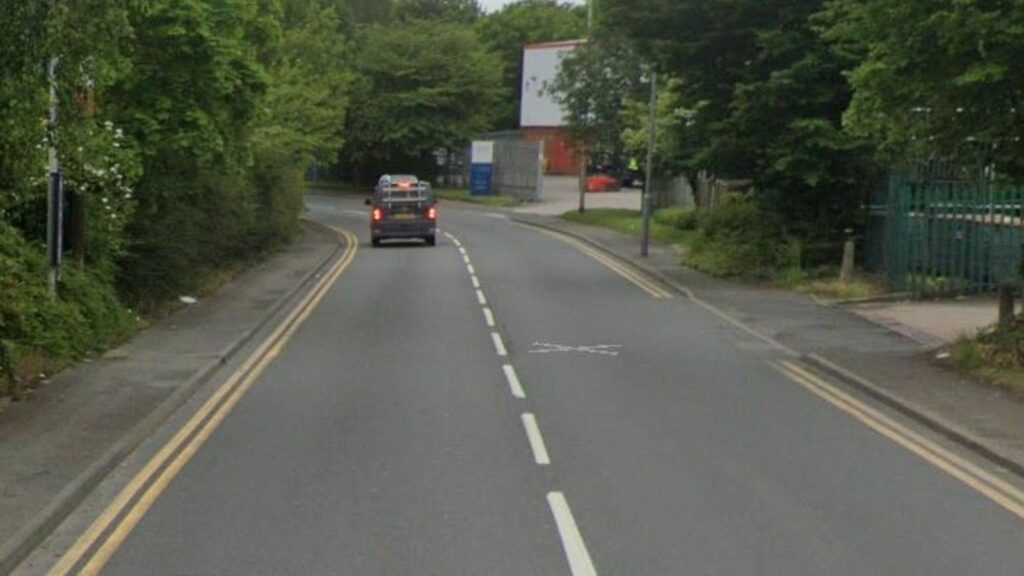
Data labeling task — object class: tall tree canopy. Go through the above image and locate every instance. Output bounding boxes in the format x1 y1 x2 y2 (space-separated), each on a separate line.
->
341 19 502 181
548 38 641 164
600 0 878 234
392 0 482 23
822 0 1024 174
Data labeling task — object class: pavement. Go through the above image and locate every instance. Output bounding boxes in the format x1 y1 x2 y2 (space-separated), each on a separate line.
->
849 296 1007 348
8 195 1024 574
513 175 642 216
0 221 344 574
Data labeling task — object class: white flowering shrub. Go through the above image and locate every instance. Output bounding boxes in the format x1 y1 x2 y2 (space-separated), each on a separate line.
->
61 119 142 264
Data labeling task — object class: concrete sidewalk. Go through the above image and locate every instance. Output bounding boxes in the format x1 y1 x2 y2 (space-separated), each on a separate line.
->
849 297 1005 348
0 221 343 574
514 175 642 216
512 212 1024 479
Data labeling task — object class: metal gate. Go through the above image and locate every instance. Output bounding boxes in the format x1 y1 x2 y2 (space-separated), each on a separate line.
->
868 164 1024 296
492 139 544 201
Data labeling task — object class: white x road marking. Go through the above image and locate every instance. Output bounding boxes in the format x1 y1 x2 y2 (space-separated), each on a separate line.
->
529 342 623 357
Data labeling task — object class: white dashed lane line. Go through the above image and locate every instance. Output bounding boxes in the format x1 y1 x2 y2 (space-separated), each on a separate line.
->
491 332 508 357
447 230 599 576
522 413 551 465
548 492 598 576
502 364 526 399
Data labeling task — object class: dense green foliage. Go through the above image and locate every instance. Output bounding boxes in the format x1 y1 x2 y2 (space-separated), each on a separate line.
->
0 221 134 398
574 0 1024 241
339 19 503 182
685 195 793 280
822 0 1024 175
585 0 881 239
547 37 642 165
0 0 355 394
392 0 482 23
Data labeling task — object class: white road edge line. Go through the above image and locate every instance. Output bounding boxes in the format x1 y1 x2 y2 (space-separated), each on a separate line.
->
467 264 476 275
471 275 480 289
491 332 508 356
476 289 488 305
547 492 598 576
483 307 495 327
522 413 551 464
502 364 526 399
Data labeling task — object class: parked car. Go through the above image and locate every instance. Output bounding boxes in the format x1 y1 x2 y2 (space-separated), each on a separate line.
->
365 175 438 247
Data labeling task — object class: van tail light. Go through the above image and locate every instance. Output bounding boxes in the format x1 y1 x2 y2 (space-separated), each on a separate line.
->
372 207 384 222
426 207 437 220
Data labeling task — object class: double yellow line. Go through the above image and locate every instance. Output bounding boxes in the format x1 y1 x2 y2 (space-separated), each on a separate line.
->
534 227 673 299
48 227 359 576
775 359 1024 521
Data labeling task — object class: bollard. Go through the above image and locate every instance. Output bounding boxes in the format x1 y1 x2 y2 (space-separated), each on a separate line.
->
839 228 856 284
999 284 1016 327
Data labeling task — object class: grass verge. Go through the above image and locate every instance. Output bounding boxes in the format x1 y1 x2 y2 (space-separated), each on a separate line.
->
435 188 523 207
785 272 888 301
948 333 1024 396
561 208 691 245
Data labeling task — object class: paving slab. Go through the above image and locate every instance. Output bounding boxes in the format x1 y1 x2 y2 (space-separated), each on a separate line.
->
849 297 1006 347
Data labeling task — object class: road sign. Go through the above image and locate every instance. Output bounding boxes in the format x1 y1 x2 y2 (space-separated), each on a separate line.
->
470 140 494 196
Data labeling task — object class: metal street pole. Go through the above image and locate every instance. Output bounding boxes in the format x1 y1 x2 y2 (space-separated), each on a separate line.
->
579 0 594 214
46 57 63 296
641 71 657 257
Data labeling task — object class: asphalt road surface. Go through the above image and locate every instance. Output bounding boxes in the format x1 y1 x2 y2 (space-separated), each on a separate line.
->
39 195 1024 574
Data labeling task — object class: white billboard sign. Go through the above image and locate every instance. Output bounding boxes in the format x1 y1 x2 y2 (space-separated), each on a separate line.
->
520 41 583 128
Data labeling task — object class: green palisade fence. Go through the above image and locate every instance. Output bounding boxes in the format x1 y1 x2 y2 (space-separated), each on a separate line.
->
868 168 1024 297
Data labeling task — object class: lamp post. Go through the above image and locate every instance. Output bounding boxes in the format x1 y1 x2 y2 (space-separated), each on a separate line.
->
641 71 657 258
46 57 63 296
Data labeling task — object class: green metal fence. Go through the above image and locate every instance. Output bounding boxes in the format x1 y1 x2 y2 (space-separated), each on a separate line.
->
867 166 1024 296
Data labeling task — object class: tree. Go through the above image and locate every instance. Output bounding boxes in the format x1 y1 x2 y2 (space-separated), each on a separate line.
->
600 0 879 236
392 0 481 23
110 0 275 301
620 79 692 177
548 37 641 167
821 0 1024 175
341 19 503 182
263 0 354 165
475 0 586 129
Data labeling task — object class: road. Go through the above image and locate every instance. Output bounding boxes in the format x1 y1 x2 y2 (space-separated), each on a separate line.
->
27 194 1024 574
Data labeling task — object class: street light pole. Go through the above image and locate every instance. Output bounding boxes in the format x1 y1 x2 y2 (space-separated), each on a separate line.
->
578 0 595 215
641 71 657 258
46 57 63 296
